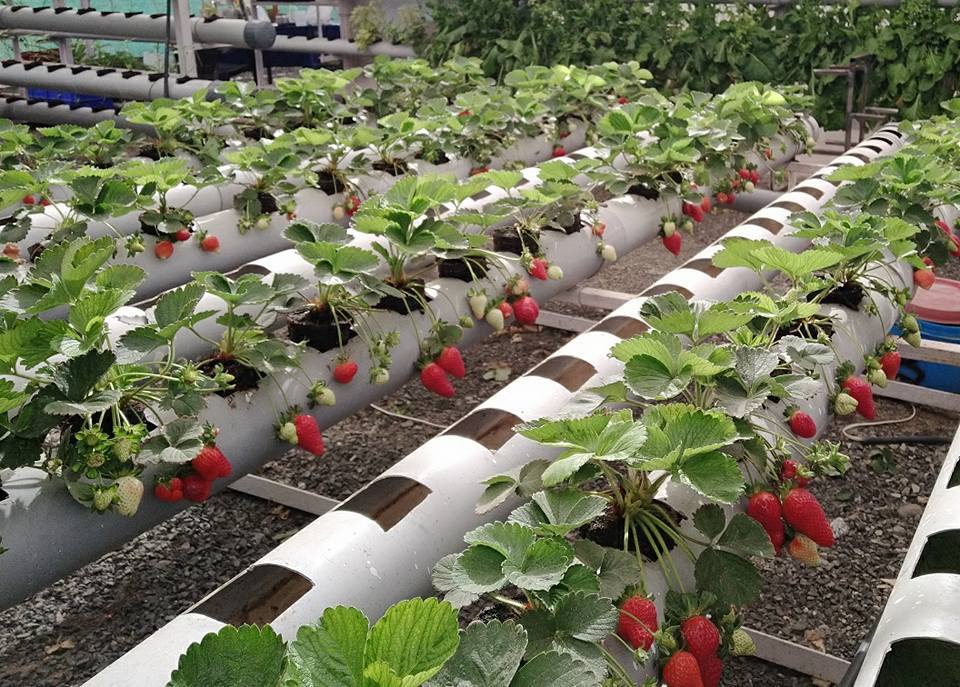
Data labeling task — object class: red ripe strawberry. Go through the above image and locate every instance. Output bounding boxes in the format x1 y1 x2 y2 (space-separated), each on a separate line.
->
923 256 935 267
192 445 232 480
663 651 704 687
663 231 682 256
788 533 820 566
682 202 693 217
699 654 724 687
498 300 514 319
40 197 50 206
421 362 455 397
458 109 471 117
512 295 540 326
725 191 736 204
154 477 183 502
469 165 489 176
200 234 220 252
841 375 876 420
689 204 704 223
750 169 760 184
780 459 798 481
22 194 35 205
747 491 785 554
617 596 658 650
175 229 192 242
154 240 175 260
436 346 465 379
528 257 549 280
682 616 720 660
948 234 960 257
764 148 773 160
880 350 901 380
715 192 728 205
183 473 212 503
738 168 751 180
617 96 629 104
559 130 571 139
700 196 711 213
551 145 566 158
294 414 325 456
782 488 835 547
787 409 816 438
592 221 606 237
333 358 359 384
914 268 935 290
935 219 951 234
345 194 362 216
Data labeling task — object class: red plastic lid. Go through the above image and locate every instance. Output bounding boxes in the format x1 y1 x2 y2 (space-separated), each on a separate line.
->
908 276 960 325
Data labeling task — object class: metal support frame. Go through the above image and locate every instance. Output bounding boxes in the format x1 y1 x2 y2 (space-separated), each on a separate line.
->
171 0 198 78
744 627 852 683
228 475 338 516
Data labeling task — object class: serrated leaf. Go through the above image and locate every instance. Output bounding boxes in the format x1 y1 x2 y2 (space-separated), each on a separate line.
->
464 522 536 560
425 621 526 687
752 245 843 280
678 451 745 503
432 554 480 608
508 490 607 536
451 546 508 594
693 504 726 540
572 540 642 600
502 538 575 591
44 390 122 416
718 513 775 558
363 598 459 687
51 349 115 400
287 606 368 687
694 548 762 607
155 283 205 329
509 651 600 687
635 404 738 470
168 624 286 687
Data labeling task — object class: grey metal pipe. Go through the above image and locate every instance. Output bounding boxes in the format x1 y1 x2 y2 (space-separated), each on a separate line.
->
0 7 276 49
0 60 215 101
269 35 416 58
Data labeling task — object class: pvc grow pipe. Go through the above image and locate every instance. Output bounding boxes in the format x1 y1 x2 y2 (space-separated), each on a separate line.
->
270 35 415 59
0 95 147 129
0 61 216 101
81 124 908 687
0 7 276 50
847 425 960 685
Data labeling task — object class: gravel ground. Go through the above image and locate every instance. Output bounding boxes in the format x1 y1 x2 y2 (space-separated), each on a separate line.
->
1 202 956 687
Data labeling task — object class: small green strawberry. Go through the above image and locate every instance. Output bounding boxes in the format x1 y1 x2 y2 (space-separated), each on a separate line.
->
279 421 298 444
92 487 114 512
834 391 858 415
731 628 756 656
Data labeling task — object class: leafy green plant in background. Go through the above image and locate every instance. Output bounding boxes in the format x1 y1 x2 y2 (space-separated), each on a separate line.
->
421 0 960 129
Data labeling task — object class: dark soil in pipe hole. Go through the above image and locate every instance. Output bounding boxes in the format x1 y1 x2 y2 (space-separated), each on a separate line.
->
543 213 583 235
492 225 540 256
377 279 430 314
64 402 157 437
417 150 451 165
579 502 686 560
438 256 489 282
257 191 279 215
626 183 660 200
242 126 265 141
137 145 161 161
199 358 262 397
27 241 45 261
286 307 357 353
314 171 347 196
372 159 409 176
811 282 864 310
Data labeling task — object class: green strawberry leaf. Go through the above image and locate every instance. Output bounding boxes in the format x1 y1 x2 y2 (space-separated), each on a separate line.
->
694 548 762 607
717 513 775 558
677 450 745 503
287 606 368 687
432 553 480 608
572 540 643 600
508 490 607 536
425 620 527 687
693 504 726 540
168 624 287 687
501 538 575 591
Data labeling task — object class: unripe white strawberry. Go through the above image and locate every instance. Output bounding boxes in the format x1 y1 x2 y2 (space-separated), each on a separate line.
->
332 205 346 221
682 219 694 233
867 368 888 388
370 367 390 385
485 308 505 331
661 220 676 237
92 488 114 512
459 315 475 328
279 421 298 444
547 264 564 280
113 476 144 517
744 181 755 193
255 216 271 230
468 291 488 320
599 243 617 262
834 391 858 415
510 277 529 296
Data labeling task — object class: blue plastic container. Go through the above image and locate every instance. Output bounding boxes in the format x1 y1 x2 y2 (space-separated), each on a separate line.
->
26 88 114 109
896 277 960 393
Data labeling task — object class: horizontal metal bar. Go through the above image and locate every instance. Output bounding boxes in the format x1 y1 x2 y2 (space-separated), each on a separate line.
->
534 310 597 333
898 337 960 367
745 627 851 683
228 475 338 516
551 286 635 311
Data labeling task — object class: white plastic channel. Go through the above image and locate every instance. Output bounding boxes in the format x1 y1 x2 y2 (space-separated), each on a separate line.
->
83 125 907 687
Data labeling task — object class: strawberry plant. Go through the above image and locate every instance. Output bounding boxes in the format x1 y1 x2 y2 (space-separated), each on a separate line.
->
225 139 301 232
190 271 307 392
0 237 224 515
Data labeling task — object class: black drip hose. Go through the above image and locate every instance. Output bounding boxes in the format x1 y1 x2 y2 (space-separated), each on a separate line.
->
855 434 952 446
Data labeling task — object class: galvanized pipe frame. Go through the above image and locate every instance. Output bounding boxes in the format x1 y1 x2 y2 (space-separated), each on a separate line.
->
0 7 277 50
78 124 909 687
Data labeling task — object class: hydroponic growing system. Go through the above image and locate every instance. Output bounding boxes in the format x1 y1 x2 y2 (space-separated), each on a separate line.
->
0 29 958 687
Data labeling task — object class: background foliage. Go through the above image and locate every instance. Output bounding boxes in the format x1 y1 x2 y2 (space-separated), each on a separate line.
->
419 0 960 129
